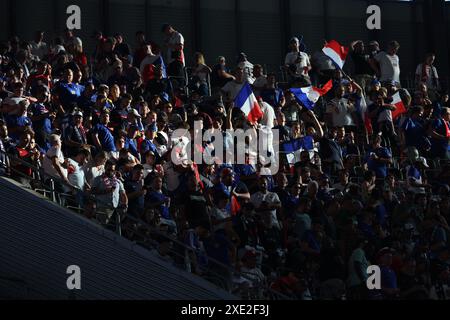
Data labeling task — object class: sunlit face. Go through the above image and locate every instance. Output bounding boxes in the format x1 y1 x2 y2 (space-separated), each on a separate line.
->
64 69 73 83
74 115 83 126
235 68 244 82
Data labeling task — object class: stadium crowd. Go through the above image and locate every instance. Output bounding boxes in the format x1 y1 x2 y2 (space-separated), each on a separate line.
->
0 24 450 300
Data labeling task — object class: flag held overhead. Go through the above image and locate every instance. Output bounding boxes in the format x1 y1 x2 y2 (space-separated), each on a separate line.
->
290 80 333 110
322 40 349 69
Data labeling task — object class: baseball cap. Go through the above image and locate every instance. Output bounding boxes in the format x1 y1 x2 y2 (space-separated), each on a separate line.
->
128 108 141 118
368 40 379 47
73 111 83 117
371 79 381 86
416 156 429 168
155 132 168 146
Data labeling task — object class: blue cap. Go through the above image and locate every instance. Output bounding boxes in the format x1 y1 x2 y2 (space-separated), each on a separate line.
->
215 182 231 198
371 79 381 86
146 122 158 133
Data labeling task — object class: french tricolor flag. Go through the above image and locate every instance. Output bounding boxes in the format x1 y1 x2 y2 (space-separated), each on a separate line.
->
322 40 349 69
234 82 263 123
290 80 333 110
391 92 407 120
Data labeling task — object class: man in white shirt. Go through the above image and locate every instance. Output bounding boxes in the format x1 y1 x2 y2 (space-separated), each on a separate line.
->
258 98 275 129
237 52 254 84
221 67 245 103
139 43 159 75
30 31 48 61
252 64 267 97
68 148 90 191
68 148 90 206
285 37 311 78
373 41 401 85
162 23 185 66
325 85 356 128
250 176 282 230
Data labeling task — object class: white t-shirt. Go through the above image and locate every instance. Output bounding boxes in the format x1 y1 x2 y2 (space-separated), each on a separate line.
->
326 98 355 127
374 52 400 83
221 81 245 102
260 101 275 129
167 31 185 65
285 51 310 76
68 158 85 190
83 164 105 186
250 191 281 229
42 146 67 180
238 61 255 84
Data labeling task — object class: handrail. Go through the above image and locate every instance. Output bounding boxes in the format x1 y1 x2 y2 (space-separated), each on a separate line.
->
1 148 290 299
122 213 291 300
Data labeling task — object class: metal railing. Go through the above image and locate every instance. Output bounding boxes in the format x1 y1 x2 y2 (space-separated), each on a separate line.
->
0 148 289 300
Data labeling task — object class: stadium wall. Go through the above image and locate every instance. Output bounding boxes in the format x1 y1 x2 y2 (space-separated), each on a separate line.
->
0 0 448 80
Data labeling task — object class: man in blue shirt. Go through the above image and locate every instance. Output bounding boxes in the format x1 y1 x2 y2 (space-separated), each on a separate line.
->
52 68 83 108
29 85 54 151
140 123 158 160
91 110 116 154
428 107 450 159
401 106 430 153
124 125 140 162
366 135 392 179
5 99 32 142
378 247 400 300
124 164 146 218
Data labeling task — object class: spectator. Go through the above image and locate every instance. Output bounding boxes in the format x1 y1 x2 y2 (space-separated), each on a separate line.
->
91 110 116 155
191 52 212 97
210 56 234 94
29 31 47 61
162 23 185 66
284 36 311 86
90 160 128 224
237 52 254 84
365 135 392 180
220 67 247 104
428 107 450 160
373 40 401 86
42 134 71 195
125 163 146 218
415 53 439 100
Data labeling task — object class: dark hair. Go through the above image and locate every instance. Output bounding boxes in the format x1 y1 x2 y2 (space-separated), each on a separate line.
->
76 148 91 158
364 170 375 181
133 164 144 171
161 23 172 33
105 159 116 169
